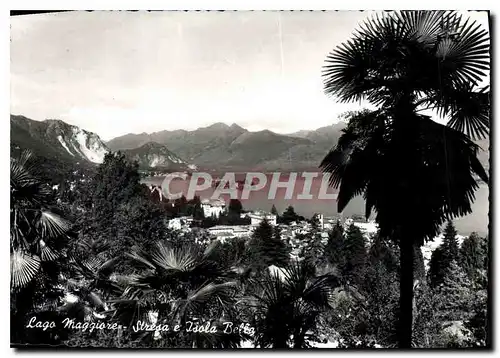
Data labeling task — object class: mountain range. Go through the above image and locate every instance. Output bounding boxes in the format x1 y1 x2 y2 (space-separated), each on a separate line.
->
11 114 490 173
106 122 348 170
10 115 191 170
11 115 108 165
122 142 194 171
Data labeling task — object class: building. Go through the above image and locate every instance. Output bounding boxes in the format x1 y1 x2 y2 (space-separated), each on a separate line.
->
344 218 379 237
179 216 194 226
207 225 252 240
201 199 226 218
248 211 277 226
316 213 324 230
168 218 182 230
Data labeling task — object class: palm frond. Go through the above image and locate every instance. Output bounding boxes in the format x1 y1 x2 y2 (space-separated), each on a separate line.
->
437 16 490 86
439 84 490 140
151 243 198 273
397 10 453 47
10 150 40 184
11 251 41 288
37 210 70 239
203 240 220 259
39 241 59 261
176 281 237 318
87 291 107 311
126 249 156 270
320 110 388 213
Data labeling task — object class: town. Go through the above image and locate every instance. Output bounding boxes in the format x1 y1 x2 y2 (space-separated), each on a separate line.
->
158 192 379 261
10 10 490 350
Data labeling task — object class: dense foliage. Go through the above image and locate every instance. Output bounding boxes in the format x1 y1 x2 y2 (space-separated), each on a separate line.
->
10 10 490 349
10 150 488 348
319 10 489 347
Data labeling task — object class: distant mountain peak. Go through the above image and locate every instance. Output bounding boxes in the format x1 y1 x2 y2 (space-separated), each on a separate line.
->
122 141 189 169
257 129 276 136
44 118 65 123
204 122 230 130
139 141 165 149
11 114 109 164
229 123 244 130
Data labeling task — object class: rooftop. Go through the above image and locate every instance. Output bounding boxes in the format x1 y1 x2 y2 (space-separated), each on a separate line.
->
201 198 226 206
248 211 276 218
208 225 250 231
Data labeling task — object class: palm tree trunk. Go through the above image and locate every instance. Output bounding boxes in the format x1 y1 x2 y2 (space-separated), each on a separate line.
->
398 238 414 348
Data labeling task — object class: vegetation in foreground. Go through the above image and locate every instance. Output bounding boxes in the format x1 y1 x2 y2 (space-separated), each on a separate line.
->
11 150 488 348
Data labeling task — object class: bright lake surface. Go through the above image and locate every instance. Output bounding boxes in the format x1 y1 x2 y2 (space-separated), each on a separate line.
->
143 173 489 237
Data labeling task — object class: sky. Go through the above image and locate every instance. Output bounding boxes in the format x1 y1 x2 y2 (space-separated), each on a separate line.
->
10 10 490 140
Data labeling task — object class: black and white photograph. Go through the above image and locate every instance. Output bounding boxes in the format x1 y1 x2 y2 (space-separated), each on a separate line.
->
9 9 491 349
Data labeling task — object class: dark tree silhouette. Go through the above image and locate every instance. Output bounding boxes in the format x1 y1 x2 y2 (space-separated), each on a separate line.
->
324 221 345 267
280 205 300 225
341 224 367 286
247 219 289 269
320 11 489 348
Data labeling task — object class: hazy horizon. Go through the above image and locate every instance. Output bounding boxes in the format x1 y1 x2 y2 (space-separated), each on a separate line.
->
10 112 350 140
11 11 489 141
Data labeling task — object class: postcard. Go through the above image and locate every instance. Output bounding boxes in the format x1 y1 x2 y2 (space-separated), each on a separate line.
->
10 9 491 349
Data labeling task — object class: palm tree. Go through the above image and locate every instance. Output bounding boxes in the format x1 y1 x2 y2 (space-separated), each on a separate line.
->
10 150 72 343
60 251 121 322
110 240 246 348
11 150 72 288
248 261 340 348
320 11 489 348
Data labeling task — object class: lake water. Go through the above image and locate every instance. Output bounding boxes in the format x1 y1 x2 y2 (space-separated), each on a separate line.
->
143 173 490 237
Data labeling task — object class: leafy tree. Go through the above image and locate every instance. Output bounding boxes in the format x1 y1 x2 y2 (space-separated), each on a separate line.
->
464 288 487 347
361 238 400 347
431 261 474 347
442 221 460 263
428 247 445 287
217 212 250 226
368 234 399 275
310 213 321 230
112 196 168 261
77 152 168 271
228 198 243 215
202 215 218 228
247 219 290 269
270 204 279 216
83 152 143 217
301 214 325 267
174 195 189 216
320 11 489 347
416 258 481 348
280 205 300 225
413 281 442 348
269 226 291 267
192 201 205 221
429 221 460 287
459 232 487 284
330 234 401 348
185 196 203 218
341 224 366 286
324 221 345 266
215 238 248 271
